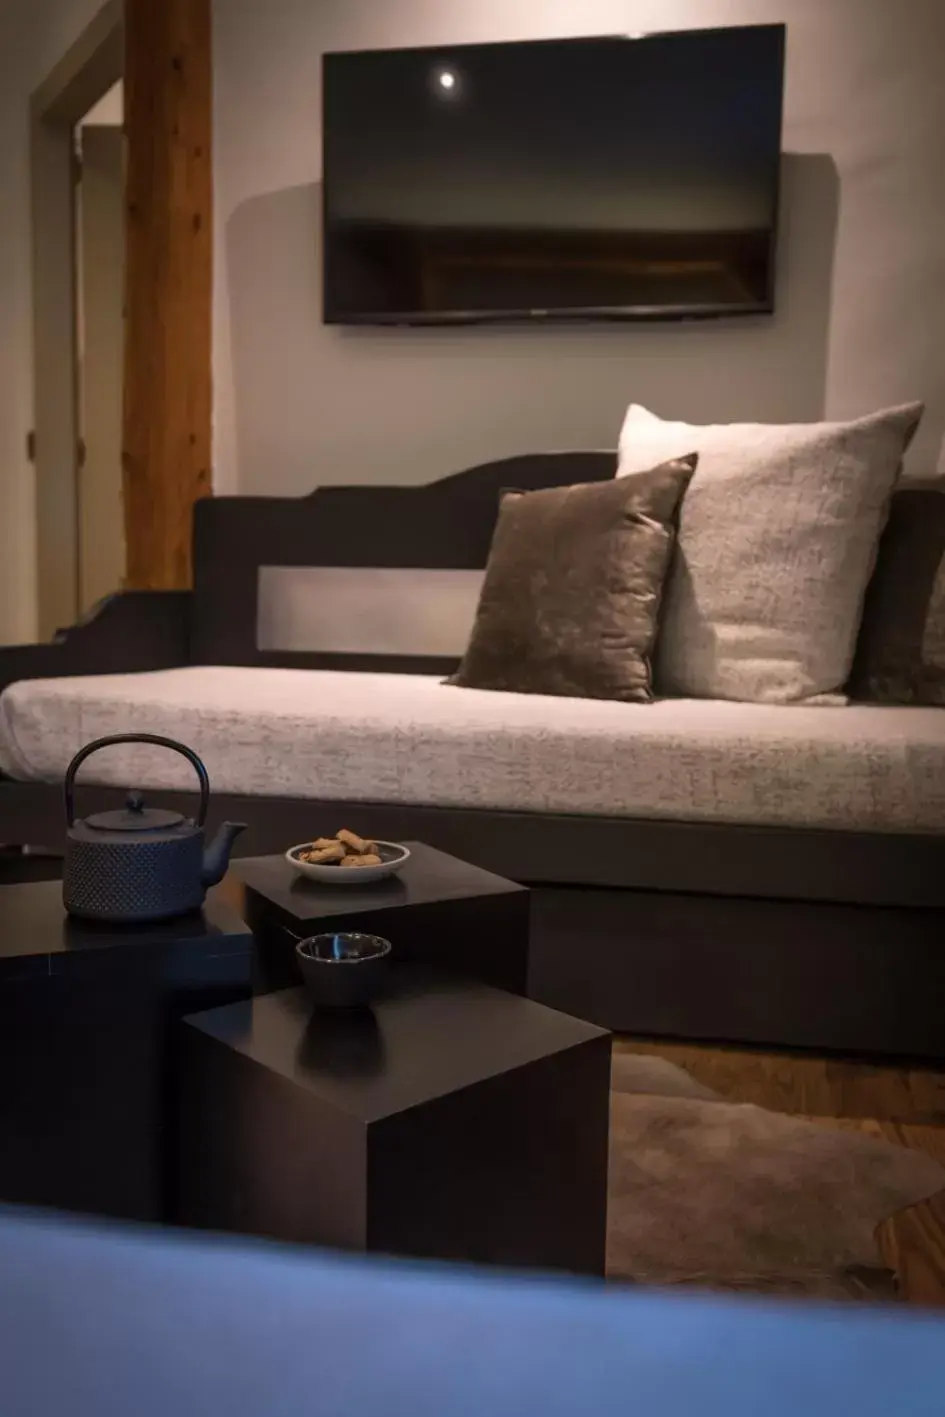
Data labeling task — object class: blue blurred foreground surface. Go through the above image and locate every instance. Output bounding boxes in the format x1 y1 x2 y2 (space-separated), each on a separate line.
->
2 1206 944 1417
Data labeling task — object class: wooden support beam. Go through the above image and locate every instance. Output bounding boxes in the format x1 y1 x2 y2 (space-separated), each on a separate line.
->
123 0 212 589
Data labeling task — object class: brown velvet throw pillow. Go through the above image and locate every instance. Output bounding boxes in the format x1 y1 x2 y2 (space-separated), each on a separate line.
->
449 455 697 702
848 483 945 704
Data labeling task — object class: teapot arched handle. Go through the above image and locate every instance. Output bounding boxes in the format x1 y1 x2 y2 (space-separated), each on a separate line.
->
64 735 210 828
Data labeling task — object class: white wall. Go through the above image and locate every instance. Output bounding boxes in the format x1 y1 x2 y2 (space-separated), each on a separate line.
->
80 76 122 127
213 0 945 499
0 0 116 644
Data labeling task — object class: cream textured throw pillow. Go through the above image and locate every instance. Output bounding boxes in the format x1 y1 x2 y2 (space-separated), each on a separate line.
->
617 402 924 702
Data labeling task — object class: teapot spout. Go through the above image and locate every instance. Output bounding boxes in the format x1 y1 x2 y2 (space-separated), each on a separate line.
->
202 820 247 888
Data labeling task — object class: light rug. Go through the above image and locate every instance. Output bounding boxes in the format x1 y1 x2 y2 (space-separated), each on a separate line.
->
607 1052 945 1299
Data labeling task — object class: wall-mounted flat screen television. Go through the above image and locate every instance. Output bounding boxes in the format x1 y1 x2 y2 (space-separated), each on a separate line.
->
322 25 785 325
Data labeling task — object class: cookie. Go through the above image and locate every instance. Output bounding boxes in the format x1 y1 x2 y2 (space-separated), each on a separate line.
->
305 842 346 864
339 852 383 869
337 829 375 855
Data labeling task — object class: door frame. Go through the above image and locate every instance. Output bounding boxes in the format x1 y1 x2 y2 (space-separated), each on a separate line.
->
76 123 127 616
30 0 122 639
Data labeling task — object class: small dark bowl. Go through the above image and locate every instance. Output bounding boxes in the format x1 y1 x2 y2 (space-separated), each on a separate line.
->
295 932 392 1009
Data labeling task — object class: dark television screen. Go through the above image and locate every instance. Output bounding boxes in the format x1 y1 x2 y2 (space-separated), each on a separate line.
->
322 26 785 325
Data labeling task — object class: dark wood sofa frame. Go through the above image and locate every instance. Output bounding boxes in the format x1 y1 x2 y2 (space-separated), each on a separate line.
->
2 453 943 1059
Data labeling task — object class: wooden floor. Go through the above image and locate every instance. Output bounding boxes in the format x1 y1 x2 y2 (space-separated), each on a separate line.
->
616 1036 945 1307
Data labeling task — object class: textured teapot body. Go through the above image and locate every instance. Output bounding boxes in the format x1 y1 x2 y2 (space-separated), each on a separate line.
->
64 824 208 923
61 735 246 925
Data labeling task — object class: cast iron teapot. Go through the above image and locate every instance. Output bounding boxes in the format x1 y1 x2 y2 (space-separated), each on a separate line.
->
62 734 246 924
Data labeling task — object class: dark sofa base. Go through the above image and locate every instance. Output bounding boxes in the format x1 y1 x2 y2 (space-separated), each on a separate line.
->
529 886 945 1061
3 780 943 1062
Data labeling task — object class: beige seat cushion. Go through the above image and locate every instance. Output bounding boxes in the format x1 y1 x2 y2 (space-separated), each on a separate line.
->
617 402 923 704
1 667 943 834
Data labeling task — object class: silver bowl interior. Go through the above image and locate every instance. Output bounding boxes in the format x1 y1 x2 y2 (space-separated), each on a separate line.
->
297 932 392 964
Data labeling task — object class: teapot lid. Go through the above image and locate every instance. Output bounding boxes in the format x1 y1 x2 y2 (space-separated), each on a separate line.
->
84 791 187 834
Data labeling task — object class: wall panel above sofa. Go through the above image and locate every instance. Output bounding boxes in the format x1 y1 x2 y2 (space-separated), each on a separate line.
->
212 0 945 496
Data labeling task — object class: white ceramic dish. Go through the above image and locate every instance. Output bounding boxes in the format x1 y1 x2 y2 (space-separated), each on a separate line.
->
285 840 411 886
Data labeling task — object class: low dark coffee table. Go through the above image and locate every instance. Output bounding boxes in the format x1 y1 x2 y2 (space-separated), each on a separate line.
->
237 843 530 996
178 971 611 1275
0 880 253 1223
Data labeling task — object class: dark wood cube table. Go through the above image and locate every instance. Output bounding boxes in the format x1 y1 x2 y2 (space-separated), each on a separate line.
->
178 972 611 1275
237 843 530 996
0 880 253 1223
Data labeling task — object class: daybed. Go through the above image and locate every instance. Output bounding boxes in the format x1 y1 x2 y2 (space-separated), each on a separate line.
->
1 453 943 1057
